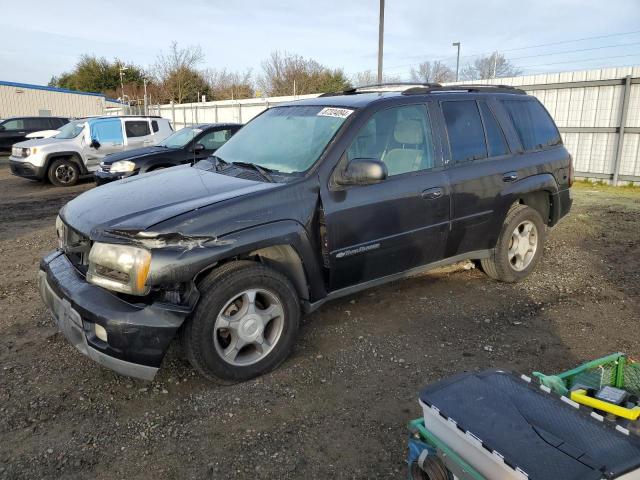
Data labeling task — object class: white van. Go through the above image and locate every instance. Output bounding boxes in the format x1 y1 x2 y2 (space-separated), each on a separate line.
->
9 116 173 186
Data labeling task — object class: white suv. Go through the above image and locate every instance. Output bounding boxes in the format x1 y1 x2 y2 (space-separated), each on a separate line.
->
9 116 173 186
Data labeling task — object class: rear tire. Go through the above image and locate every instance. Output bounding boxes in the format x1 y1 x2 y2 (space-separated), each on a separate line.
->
182 261 300 383
481 204 545 282
48 158 79 187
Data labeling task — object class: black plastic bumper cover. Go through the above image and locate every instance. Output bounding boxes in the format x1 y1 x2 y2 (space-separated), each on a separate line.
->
93 170 132 185
10 160 45 180
39 251 190 380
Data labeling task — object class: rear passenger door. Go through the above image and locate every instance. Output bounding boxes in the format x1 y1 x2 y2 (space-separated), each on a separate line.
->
323 103 450 291
439 98 512 256
124 120 153 150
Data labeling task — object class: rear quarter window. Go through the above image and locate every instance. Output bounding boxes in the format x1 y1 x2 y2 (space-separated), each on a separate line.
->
501 99 561 151
151 120 159 132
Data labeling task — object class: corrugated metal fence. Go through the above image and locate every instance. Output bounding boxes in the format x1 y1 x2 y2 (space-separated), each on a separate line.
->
111 66 640 185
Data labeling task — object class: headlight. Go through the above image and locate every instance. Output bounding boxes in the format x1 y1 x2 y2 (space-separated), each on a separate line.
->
110 160 136 173
87 242 151 295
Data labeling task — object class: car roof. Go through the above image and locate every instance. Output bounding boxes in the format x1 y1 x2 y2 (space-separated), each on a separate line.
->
279 84 528 109
3 115 68 120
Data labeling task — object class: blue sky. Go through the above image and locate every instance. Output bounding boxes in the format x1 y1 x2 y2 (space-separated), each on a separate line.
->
1 0 639 85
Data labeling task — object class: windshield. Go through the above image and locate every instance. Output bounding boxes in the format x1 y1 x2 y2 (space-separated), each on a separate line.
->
160 127 202 148
54 120 85 139
212 105 351 174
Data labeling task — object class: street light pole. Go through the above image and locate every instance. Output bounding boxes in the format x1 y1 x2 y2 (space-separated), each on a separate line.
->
377 0 385 84
452 42 461 82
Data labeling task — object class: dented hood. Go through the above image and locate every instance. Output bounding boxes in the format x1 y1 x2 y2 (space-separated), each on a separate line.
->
61 165 277 237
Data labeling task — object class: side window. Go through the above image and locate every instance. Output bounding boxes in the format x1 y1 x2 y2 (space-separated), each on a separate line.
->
125 120 151 138
441 100 487 163
151 120 159 133
479 102 508 157
346 104 435 176
501 99 561 151
91 119 124 143
2 119 24 130
198 129 233 150
25 118 50 130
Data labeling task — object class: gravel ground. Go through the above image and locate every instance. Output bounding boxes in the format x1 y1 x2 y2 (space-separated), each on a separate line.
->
0 160 639 479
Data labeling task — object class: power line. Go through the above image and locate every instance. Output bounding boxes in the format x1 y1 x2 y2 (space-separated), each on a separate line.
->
517 53 640 70
509 41 640 61
384 29 640 71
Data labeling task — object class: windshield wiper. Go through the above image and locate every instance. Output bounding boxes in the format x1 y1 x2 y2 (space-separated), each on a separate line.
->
231 161 275 183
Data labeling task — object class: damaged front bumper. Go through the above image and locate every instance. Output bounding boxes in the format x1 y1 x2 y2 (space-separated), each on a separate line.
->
38 251 190 381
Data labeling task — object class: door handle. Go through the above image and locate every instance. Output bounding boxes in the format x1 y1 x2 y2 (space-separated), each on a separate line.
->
503 171 518 182
422 187 444 200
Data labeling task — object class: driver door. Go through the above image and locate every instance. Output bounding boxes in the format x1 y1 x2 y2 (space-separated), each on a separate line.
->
321 104 450 291
86 119 124 170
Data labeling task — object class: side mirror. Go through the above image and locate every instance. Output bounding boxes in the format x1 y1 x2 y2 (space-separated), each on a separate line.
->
193 143 205 152
90 139 101 149
336 158 387 186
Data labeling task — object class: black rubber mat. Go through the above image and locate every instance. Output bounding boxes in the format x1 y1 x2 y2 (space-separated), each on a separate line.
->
420 370 640 479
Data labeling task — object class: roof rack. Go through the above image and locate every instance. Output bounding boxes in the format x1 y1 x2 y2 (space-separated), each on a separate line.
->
402 84 526 95
319 82 442 97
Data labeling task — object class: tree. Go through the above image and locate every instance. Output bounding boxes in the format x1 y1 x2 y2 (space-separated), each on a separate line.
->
206 68 254 100
153 41 208 103
461 52 522 81
258 51 351 96
351 70 403 87
410 61 455 83
49 55 145 99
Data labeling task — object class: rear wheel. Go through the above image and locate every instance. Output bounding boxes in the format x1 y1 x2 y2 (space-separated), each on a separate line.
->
48 158 79 187
481 204 545 282
182 261 300 383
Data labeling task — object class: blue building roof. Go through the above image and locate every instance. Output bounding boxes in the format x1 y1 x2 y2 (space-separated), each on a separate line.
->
0 80 106 98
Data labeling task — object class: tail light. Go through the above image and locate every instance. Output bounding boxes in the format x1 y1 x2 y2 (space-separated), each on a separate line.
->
568 154 574 187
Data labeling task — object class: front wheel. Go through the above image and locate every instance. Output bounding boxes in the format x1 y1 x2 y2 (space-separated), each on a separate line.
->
481 204 545 282
48 158 80 187
182 261 300 383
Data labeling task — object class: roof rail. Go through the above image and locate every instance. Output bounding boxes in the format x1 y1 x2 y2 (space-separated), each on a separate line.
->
402 84 526 95
319 82 442 97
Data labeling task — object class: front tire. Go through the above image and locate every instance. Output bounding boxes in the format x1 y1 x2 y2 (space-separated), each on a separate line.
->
183 261 300 383
481 204 545 282
48 158 79 187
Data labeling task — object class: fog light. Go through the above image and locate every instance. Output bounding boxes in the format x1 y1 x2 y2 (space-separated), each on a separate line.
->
94 323 108 342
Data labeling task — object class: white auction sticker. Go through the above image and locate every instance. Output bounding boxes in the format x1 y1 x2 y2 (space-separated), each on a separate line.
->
317 107 354 118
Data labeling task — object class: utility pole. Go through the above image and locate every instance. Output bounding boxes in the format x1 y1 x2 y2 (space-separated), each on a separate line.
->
119 66 128 112
377 0 385 84
452 42 461 82
143 78 148 116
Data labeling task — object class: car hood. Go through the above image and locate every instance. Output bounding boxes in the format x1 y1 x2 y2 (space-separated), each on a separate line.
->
13 137 69 148
102 146 173 164
61 165 278 236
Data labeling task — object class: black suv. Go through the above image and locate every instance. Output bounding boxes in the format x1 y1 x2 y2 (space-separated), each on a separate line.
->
94 123 242 185
0 116 69 152
39 84 572 382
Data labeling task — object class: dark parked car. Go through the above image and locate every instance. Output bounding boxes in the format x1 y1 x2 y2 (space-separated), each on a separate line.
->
40 84 572 383
0 116 69 152
94 123 242 185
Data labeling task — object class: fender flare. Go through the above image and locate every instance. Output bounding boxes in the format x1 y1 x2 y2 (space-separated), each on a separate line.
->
499 173 559 224
147 220 326 302
45 151 86 175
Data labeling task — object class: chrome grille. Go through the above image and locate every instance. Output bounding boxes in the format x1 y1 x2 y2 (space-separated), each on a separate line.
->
100 163 111 172
11 146 25 157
